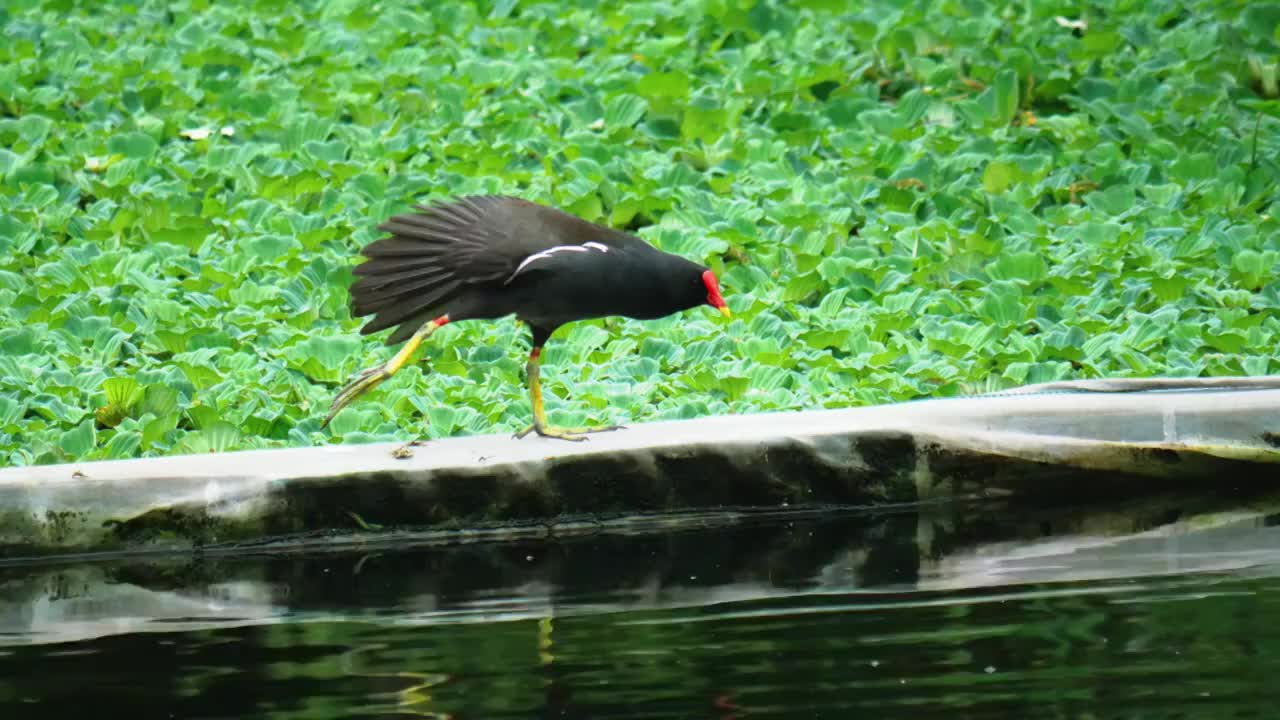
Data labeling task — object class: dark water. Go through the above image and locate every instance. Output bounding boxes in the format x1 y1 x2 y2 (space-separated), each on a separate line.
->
2 496 1279 719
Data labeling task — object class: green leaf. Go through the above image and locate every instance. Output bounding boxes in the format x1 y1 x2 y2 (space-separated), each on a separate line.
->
977 282 1025 326
175 20 208 45
1244 355 1271 375
993 69 1019 126
25 184 59 210
637 71 689 99
244 234 300 261
28 394 87 424
59 419 97 460
188 404 223 430
141 385 180 418
17 114 54 147
425 405 458 435
103 430 142 459
287 336 363 382
142 413 179 449
107 131 159 160
327 406 374 436
1152 275 1189 302
1169 153 1217 183
1243 5 1280 42
682 94 728 142
817 287 850 318
303 139 348 163
721 374 750 402
0 149 21 178
0 394 23 428
1086 185 1137 216
1082 31 1123 57
1232 249 1274 288
604 94 648 128
983 161 1016 194
103 377 144 412
639 337 681 365
988 252 1047 285
177 422 242 454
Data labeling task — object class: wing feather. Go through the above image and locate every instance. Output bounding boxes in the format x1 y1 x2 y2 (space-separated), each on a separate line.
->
346 195 646 343
350 266 453 296
357 279 463 334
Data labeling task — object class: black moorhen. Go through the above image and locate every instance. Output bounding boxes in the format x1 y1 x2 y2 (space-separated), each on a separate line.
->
322 195 731 440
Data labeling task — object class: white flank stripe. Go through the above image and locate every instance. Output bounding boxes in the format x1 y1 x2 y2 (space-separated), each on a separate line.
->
508 242 609 281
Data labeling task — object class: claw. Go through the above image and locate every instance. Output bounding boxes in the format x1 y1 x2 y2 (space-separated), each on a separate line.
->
320 316 449 430
517 343 626 441
514 423 624 442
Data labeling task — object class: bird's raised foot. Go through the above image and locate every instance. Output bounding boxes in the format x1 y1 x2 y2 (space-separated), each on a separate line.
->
322 364 392 428
513 423 625 442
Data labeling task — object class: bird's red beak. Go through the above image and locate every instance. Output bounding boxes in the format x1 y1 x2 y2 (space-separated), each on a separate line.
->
702 270 731 318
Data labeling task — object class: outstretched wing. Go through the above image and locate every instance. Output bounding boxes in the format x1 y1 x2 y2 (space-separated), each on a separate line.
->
348 196 642 343
349 196 496 340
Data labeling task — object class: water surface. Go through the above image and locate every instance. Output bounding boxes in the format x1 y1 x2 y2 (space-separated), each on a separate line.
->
2 495 1278 718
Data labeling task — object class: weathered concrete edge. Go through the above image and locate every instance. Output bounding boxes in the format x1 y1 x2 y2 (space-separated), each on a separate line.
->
2 385 1279 557
7 383 1279 484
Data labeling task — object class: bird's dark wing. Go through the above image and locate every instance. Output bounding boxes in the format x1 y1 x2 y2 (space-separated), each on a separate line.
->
493 202 657 284
350 196 497 339
349 196 642 343
363 196 518 284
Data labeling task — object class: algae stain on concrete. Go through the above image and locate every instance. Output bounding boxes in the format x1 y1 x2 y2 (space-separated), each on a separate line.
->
0 510 96 555
103 506 259 551
44 510 90 545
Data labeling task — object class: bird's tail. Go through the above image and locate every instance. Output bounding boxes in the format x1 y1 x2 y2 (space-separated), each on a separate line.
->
348 215 464 345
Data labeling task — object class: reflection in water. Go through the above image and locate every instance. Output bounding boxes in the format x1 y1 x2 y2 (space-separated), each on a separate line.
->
1 493 1279 718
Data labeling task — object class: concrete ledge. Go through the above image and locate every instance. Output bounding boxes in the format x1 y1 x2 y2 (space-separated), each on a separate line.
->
3 378 1279 557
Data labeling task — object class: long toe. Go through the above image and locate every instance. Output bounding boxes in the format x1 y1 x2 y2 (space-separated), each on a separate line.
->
562 424 625 435
324 366 390 427
533 425 590 441
514 423 623 441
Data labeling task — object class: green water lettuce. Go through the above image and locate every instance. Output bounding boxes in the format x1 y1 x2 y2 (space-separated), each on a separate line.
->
1 0 1277 465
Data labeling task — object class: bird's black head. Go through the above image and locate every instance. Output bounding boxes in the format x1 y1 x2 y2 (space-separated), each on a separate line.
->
670 261 730 319
631 258 730 321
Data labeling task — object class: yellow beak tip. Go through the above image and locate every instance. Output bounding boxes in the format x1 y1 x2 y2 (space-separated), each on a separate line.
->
719 306 732 319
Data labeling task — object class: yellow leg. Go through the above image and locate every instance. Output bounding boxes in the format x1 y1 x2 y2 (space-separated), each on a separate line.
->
514 346 624 441
321 316 449 428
